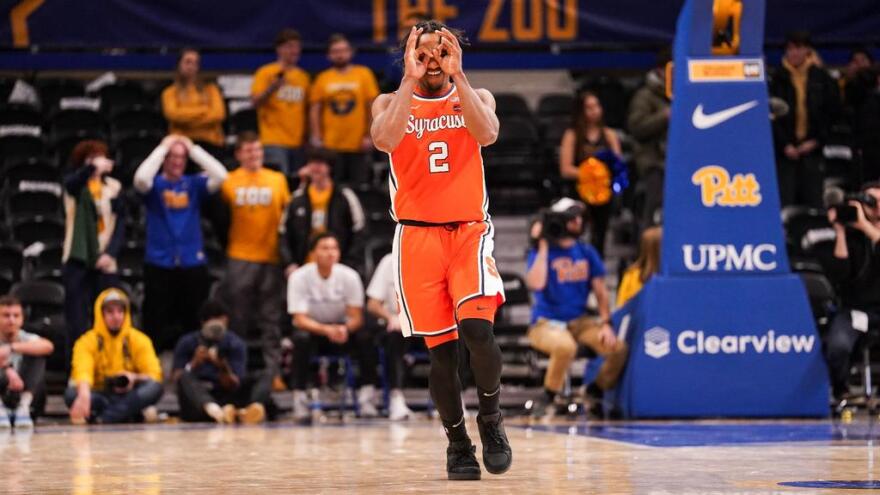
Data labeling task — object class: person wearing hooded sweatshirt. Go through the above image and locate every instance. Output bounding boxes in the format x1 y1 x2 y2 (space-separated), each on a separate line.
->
65 288 163 424
769 31 840 208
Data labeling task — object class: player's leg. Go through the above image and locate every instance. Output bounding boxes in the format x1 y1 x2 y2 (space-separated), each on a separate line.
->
449 222 511 475
394 224 480 480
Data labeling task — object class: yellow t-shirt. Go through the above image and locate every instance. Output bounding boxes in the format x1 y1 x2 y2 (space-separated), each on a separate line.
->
251 62 310 148
88 178 105 234
161 82 226 146
304 184 332 264
616 266 644 308
221 167 291 264
310 65 379 152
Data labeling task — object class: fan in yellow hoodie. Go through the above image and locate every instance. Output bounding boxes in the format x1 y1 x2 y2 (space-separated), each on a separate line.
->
65 288 163 424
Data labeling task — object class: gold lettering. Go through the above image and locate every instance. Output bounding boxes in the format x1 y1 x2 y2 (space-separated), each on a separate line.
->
547 0 577 41
431 0 458 24
692 165 762 207
398 0 430 40
512 0 542 42
480 0 510 42
374 0 387 43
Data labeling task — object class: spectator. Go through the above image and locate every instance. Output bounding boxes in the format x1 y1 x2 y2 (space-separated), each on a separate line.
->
840 47 874 111
524 198 627 418
62 140 125 350
172 300 272 424
309 34 380 184
366 252 414 421
559 91 623 256
280 148 366 278
617 226 662 307
251 28 310 176
0 296 54 429
628 48 671 230
65 289 163 424
820 182 880 404
770 31 840 208
287 232 377 423
161 48 226 149
133 135 228 352
219 132 290 375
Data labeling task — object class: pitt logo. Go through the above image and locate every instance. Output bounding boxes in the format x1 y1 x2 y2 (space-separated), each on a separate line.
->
406 114 466 139
162 190 189 209
691 165 761 207
551 257 589 283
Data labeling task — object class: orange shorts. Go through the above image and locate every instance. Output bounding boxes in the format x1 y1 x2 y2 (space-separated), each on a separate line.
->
392 221 506 348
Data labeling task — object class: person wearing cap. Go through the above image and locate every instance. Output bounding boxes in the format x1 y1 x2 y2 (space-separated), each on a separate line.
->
279 147 366 279
524 198 627 418
65 288 163 424
769 30 840 208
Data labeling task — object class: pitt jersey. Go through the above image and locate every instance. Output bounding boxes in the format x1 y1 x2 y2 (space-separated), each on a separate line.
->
388 85 489 224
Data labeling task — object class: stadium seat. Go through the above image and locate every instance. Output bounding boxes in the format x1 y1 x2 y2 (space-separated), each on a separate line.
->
227 107 258 135
113 132 162 186
494 93 532 119
34 78 85 113
484 117 541 189
781 206 833 259
0 267 14 295
110 105 167 140
537 93 574 118
97 81 151 115
11 215 65 247
2 157 60 188
117 240 145 285
49 107 107 139
0 134 45 165
4 189 62 218
28 242 63 283
0 242 23 280
798 271 836 330
10 279 65 320
363 237 392 280
0 103 43 127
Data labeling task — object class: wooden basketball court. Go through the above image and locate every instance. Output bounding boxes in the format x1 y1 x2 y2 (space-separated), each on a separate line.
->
2 417 878 493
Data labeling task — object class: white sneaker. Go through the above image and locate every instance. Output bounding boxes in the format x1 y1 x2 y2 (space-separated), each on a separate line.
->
293 390 311 424
357 385 378 418
12 406 32 429
388 390 412 421
0 406 11 428
141 406 160 424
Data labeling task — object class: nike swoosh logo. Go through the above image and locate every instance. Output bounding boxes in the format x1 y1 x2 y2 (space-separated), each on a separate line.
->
691 100 758 129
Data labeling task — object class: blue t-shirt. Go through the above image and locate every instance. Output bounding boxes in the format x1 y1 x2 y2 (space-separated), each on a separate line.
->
527 242 606 323
172 330 247 385
143 174 210 268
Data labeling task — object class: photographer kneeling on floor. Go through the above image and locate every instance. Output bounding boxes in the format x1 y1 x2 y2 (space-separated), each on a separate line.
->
525 198 628 418
820 182 880 406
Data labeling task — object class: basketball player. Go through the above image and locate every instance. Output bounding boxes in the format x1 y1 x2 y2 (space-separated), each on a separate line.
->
371 21 511 480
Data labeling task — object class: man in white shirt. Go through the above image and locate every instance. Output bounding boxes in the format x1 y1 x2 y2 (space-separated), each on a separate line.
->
0 296 54 428
366 252 413 421
287 232 376 422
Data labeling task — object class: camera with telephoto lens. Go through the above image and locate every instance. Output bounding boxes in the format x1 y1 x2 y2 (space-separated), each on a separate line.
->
199 321 227 354
826 187 878 224
540 198 586 245
105 374 129 389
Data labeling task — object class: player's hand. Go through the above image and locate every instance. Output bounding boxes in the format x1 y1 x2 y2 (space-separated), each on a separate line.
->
92 156 115 175
6 367 23 392
403 27 427 81
436 28 463 78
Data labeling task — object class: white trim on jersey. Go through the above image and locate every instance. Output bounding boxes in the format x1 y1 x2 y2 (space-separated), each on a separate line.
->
411 84 456 102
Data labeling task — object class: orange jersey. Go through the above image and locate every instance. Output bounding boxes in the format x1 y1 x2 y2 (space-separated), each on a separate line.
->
388 85 489 224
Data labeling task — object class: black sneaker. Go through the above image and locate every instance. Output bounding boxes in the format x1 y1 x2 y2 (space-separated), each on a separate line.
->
476 412 512 475
446 439 481 480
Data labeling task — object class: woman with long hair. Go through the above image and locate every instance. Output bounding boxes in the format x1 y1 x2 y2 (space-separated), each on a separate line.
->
559 91 622 256
161 48 226 148
617 226 662 307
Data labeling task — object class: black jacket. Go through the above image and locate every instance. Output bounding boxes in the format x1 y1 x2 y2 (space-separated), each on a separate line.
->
279 184 366 268
769 64 840 150
819 228 880 313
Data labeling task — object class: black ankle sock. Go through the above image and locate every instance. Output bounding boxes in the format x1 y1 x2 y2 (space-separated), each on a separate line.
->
477 386 501 416
586 382 604 399
443 415 469 443
544 388 557 401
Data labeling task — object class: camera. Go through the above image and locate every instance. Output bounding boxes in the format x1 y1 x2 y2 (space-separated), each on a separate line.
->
105 374 129 389
825 186 878 224
539 198 586 245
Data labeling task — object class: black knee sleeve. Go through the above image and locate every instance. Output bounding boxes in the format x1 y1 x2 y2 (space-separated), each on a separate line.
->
428 340 464 424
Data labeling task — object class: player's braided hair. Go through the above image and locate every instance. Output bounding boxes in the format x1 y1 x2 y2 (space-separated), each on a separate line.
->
396 20 469 67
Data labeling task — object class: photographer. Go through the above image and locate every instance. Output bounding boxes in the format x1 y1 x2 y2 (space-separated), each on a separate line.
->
525 198 627 418
65 289 163 424
821 182 880 403
171 300 271 424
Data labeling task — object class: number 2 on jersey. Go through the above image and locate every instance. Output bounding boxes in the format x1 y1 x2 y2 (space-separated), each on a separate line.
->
428 141 449 173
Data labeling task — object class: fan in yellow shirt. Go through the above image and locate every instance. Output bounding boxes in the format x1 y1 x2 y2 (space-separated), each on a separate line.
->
161 49 226 147
251 28 310 176
617 227 662 307
309 34 379 183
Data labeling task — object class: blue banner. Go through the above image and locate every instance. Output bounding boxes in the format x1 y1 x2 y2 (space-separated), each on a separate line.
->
0 0 878 48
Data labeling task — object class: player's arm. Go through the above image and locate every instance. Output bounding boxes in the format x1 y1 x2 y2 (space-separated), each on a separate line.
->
371 26 426 153
437 28 499 146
